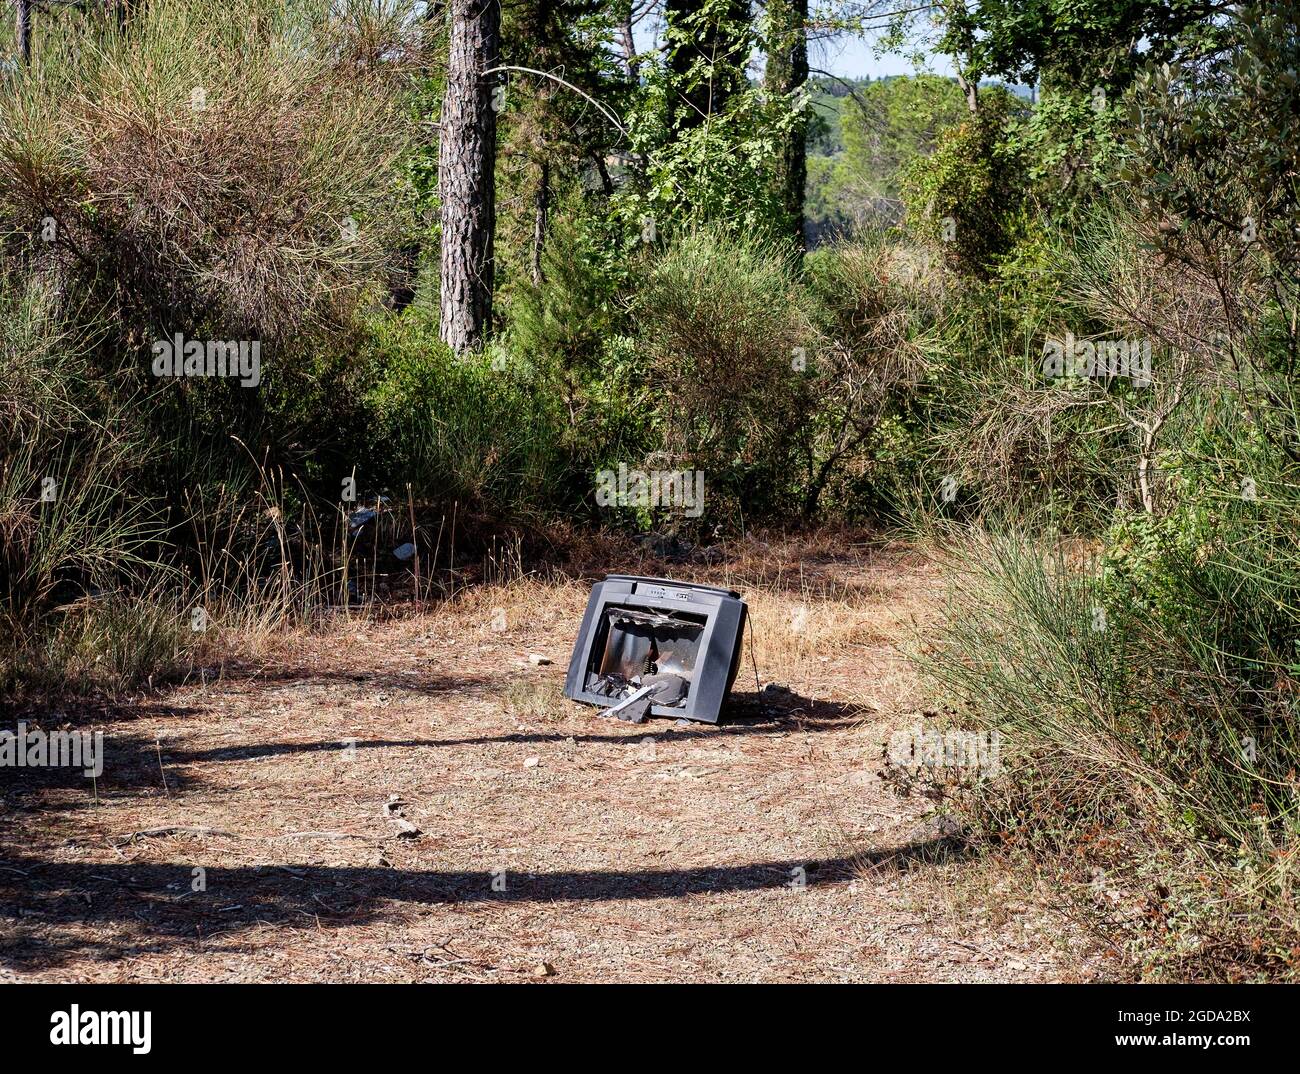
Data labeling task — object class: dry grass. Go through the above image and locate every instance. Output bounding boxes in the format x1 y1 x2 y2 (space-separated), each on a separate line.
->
0 0 426 339
0 532 1103 983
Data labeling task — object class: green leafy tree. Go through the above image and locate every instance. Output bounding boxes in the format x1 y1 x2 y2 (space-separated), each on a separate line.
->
613 1 801 243
889 0 1224 216
900 87 1029 277
664 0 752 129
807 74 968 238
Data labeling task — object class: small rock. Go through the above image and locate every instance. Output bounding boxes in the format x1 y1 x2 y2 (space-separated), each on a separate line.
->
523 756 540 768
528 654 552 666
382 795 422 839
532 962 555 977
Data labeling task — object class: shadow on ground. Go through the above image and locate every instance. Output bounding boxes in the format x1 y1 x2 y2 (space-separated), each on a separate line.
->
0 836 962 973
1 670 890 975
0 729 200 800
168 685 864 763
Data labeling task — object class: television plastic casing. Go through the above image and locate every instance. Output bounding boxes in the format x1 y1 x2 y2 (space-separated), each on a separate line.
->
563 575 748 724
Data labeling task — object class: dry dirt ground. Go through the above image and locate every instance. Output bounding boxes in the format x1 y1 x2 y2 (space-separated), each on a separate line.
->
1 536 1104 982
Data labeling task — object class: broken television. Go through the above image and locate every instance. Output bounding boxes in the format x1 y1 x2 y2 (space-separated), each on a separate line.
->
563 576 747 723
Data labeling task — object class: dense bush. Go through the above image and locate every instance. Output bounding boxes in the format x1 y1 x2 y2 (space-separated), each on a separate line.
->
632 228 817 523
0 0 420 336
802 239 944 519
0 1 432 693
919 523 1300 980
361 315 567 514
0 276 180 692
901 88 1029 278
0 0 427 492
912 2 1300 980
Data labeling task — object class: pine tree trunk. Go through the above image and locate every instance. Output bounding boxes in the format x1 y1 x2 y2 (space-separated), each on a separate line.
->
765 0 808 250
438 0 500 354
618 2 639 78
17 0 32 64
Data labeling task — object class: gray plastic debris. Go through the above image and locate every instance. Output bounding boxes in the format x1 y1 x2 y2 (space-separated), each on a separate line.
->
603 674 687 723
603 684 655 723
393 542 416 561
347 496 391 536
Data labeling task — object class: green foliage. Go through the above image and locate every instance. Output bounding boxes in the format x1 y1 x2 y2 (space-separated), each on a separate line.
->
807 74 968 238
502 202 662 494
32 585 192 695
0 0 428 499
1098 392 1300 683
910 255 1138 525
491 2 630 315
605 1 803 246
901 88 1029 277
1009 82 1127 214
360 314 565 514
0 2 434 694
505 203 629 380
615 71 804 245
0 277 180 693
802 239 946 519
931 0 1215 92
1124 0 1300 333
919 525 1300 980
906 1 1300 979
900 0 1223 224
633 228 817 520
0 280 160 618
